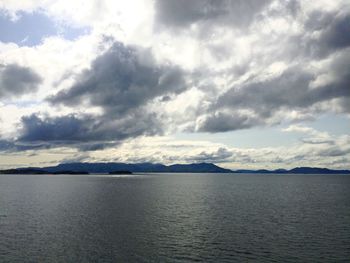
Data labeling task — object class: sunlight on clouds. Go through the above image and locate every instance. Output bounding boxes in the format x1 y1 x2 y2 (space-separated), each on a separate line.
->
0 0 348 169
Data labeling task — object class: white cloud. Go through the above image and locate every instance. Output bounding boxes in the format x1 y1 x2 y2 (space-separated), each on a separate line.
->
0 0 348 169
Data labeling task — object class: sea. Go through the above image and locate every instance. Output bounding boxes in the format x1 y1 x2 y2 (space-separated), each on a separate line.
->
0 173 349 262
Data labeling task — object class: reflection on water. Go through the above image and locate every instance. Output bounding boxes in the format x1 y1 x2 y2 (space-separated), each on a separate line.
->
109 174 143 178
0 173 349 262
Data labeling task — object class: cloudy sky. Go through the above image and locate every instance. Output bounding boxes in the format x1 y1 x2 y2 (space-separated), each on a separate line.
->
0 0 349 170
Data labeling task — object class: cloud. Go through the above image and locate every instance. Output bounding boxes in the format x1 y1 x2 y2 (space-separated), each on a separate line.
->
19 114 98 142
318 147 350 157
304 9 350 58
0 0 349 170
60 153 91 163
155 0 272 31
197 60 350 132
301 138 334 145
152 2 350 134
198 111 261 132
320 12 350 51
283 124 334 145
283 125 315 134
0 63 42 99
0 139 14 151
183 147 233 163
0 138 50 152
16 111 162 150
12 40 187 150
49 41 186 116
220 66 347 112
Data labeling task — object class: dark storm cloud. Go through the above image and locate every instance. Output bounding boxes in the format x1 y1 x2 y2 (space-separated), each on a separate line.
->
198 59 350 132
299 10 350 59
153 1 349 134
155 0 272 30
19 114 98 142
50 42 186 116
0 139 50 152
7 41 188 151
199 112 261 133
0 64 42 99
16 111 162 150
320 12 350 50
0 140 14 151
221 67 348 111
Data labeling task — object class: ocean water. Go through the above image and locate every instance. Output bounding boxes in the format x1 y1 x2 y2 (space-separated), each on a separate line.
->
0 173 349 262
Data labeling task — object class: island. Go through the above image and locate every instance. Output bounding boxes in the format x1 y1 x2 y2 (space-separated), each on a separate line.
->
0 169 89 175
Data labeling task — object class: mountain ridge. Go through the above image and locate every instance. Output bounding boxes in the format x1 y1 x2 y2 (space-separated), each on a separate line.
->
1 162 350 174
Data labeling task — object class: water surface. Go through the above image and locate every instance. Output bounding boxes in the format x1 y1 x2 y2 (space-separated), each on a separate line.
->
0 173 349 262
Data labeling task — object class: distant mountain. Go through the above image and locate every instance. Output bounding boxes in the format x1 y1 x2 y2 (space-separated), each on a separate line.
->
289 167 350 174
42 162 232 173
0 162 231 174
0 168 47 174
233 167 350 174
169 163 234 173
0 163 349 174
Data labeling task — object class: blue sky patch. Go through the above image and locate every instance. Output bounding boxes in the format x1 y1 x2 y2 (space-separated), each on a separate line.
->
0 10 90 46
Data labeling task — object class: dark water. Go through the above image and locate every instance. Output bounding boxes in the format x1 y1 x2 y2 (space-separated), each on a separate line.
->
0 173 349 262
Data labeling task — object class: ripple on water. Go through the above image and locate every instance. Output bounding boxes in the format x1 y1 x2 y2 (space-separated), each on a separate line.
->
0 173 349 262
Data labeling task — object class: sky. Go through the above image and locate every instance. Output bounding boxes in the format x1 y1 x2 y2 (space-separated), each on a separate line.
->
0 0 349 170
